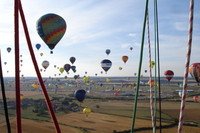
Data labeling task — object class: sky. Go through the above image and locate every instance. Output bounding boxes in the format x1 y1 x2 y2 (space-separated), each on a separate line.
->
0 0 199 78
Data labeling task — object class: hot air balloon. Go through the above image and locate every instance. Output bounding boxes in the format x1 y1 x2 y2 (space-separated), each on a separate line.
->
74 89 86 102
32 83 39 90
42 60 49 69
59 67 64 73
71 66 76 73
164 70 174 82
101 59 112 73
105 49 111 55
189 63 200 85
193 96 200 102
4 62 7 65
148 79 155 87
83 76 90 85
119 67 122 70
36 13 67 53
150 61 155 68
144 70 147 73
83 107 91 117
69 57 76 64
40 53 43 56
130 47 133 51
122 56 128 64
64 64 71 73
74 75 79 80
7 47 11 53
35 43 41 50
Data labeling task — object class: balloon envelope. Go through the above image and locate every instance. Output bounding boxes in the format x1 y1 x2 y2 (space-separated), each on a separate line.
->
189 63 200 84
7 47 11 53
122 56 128 63
36 13 66 50
64 64 71 73
70 57 76 64
74 89 86 102
101 59 112 73
164 70 174 81
36 43 41 50
42 60 49 69
105 49 111 55
83 107 91 117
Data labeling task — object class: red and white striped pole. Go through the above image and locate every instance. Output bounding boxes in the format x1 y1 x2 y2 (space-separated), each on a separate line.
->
178 0 194 132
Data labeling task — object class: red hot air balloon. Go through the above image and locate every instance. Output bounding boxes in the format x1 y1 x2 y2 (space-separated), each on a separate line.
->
189 63 200 85
164 70 174 82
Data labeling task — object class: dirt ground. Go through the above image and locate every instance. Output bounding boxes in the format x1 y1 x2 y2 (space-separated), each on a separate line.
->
1 112 199 133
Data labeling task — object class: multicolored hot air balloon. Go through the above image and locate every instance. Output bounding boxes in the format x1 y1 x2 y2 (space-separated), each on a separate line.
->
35 43 41 50
74 89 86 102
7 47 11 53
36 13 67 53
42 60 49 69
101 59 112 73
122 56 128 64
70 57 76 64
64 64 71 73
105 49 111 55
164 70 174 82
189 63 200 85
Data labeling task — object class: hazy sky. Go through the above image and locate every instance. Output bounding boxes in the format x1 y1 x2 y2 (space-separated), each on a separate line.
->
0 0 199 77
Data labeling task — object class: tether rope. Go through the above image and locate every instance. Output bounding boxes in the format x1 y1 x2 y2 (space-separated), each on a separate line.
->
154 0 162 132
178 0 194 132
131 0 149 132
146 9 156 133
0 50 11 133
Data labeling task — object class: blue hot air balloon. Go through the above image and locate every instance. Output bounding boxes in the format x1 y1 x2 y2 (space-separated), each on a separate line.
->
35 43 41 50
74 89 86 102
105 49 111 55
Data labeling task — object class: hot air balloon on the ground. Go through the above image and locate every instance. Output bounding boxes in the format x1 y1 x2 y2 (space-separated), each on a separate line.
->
83 107 91 117
74 89 86 102
36 13 67 53
35 43 41 50
122 56 128 64
101 59 112 73
70 57 76 64
164 70 174 82
7 47 11 53
64 64 71 73
105 49 111 55
189 63 200 85
42 60 49 69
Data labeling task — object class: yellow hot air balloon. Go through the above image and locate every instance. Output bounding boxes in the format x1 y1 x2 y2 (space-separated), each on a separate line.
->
83 76 90 85
122 55 128 64
83 107 91 117
59 67 64 73
32 83 39 90
150 61 155 68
